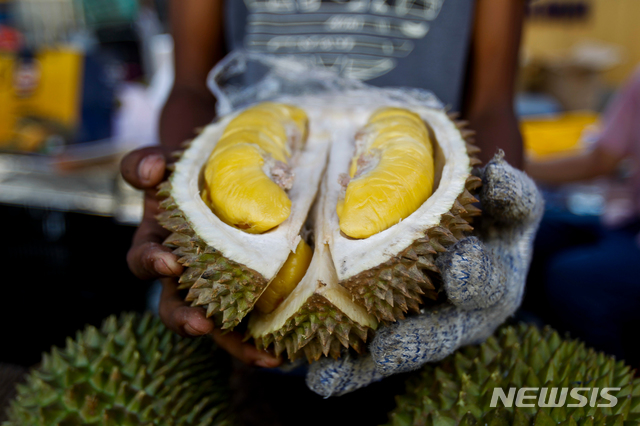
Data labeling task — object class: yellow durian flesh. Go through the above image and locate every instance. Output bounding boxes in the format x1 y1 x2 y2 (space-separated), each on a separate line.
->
338 107 435 239
251 102 309 142
369 107 426 126
215 130 288 163
202 102 308 234
204 143 291 233
229 102 308 147
254 239 314 314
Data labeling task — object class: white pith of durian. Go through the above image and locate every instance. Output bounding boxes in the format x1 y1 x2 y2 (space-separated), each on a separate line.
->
248 171 377 338
247 242 377 337
170 112 330 281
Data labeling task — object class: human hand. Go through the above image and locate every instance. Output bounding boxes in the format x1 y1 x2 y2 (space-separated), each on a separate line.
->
120 146 282 368
306 151 544 396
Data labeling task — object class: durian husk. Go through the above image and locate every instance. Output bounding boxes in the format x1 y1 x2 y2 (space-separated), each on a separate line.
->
248 237 377 363
386 323 640 426
252 293 374 362
156 114 328 331
3 312 233 426
340 118 482 323
157 185 268 329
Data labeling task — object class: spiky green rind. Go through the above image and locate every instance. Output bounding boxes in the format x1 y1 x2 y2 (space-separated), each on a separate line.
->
253 295 373 363
157 181 268 330
342 174 482 323
3 312 233 426
385 324 640 426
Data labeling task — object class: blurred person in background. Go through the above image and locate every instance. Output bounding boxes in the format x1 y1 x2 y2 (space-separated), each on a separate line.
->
120 1 526 424
525 65 640 369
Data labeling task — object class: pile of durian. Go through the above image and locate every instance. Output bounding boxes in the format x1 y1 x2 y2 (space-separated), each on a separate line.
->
157 100 482 362
387 324 640 426
3 313 234 426
5 319 639 426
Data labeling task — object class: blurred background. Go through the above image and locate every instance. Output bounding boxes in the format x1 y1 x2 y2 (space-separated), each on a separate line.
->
0 0 170 372
0 0 638 395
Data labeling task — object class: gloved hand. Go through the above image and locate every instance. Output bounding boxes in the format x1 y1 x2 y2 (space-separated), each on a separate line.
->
306 151 544 397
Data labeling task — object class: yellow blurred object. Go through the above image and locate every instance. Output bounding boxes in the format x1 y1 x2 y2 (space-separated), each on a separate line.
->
255 239 313 314
521 112 599 159
202 102 308 234
0 48 83 152
14 121 49 152
337 107 435 239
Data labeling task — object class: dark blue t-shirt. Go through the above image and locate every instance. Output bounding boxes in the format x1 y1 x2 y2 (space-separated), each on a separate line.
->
224 0 475 111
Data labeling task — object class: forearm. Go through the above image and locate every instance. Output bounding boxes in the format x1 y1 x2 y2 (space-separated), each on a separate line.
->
159 86 217 149
467 105 523 168
462 0 526 169
525 147 619 185
525 155 593 185
160 0 224 149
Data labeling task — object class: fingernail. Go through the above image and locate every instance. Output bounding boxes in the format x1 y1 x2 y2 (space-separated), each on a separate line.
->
256 356 279 368
255 359 273 368
155 256 179 276
138 154 163 184
184 324 201 336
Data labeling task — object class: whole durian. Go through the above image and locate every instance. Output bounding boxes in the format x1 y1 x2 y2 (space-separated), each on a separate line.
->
3 312 233 426
386 324 640 426
158 97 481 362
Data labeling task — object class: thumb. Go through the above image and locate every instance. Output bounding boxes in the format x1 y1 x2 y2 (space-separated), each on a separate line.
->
480 151 543 226
120 146 170 190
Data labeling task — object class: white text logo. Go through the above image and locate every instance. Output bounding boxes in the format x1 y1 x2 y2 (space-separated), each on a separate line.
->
490 388 620 408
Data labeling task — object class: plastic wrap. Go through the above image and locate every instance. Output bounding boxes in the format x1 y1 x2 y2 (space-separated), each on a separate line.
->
207 50 444 117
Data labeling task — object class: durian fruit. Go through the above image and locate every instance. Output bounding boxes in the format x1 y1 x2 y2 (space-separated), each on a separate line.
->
386 324 640 426
158 99 480 361
3 312 233 426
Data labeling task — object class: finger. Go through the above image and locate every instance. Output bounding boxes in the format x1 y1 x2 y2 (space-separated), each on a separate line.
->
127 241 182 280
158 278 281 368
211 329 282 368
436 237 505 310
158 278 215 337
480 151 542 225
127 185 183 280
370 306 463 375
306 352 384 397
120 146 169 190
127 219 183 280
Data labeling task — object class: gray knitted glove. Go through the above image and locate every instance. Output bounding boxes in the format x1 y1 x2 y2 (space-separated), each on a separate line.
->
306 152 544 397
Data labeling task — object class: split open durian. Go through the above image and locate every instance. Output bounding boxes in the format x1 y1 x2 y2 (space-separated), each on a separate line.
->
157 98 481 362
